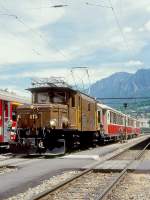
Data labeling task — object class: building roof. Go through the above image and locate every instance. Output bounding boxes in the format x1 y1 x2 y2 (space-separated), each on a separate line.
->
0 90 30 104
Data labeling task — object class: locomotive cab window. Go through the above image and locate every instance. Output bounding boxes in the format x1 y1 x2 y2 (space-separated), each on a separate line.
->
88 103 90 111
71 96 75 107
37 93 49 104
53 92 66 103
78 96 81 106
98 111 101 123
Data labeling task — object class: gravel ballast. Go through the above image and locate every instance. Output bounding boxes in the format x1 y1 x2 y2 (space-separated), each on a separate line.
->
107 173 150 200
4 170 80 200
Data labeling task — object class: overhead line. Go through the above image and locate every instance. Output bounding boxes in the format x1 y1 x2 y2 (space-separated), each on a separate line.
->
108 0 131 52
0 2 69 60
85 2 112 9
97 97 150 100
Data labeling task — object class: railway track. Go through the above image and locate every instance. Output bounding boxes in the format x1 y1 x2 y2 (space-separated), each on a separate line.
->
30 138 150 200
95 141 150 200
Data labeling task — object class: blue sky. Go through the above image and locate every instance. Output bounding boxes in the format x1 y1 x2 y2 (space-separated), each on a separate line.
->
0 0 150 96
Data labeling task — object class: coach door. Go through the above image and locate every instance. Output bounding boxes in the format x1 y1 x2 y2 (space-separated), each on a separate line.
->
102 109 108 134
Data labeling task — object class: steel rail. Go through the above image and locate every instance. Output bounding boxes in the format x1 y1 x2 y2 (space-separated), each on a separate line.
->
31 137 149 200
94 141 150 200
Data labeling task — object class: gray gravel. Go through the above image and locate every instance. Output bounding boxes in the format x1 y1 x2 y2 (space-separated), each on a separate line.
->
107 173 150 200
112 150 142 160
5 170 80 200
141 150 150 160
0 158 93 199
41 172 119 200
0 167 17 175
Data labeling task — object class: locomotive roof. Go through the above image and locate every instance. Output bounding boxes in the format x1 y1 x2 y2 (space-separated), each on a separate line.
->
27 86 97 101
80 92 96 102
28 77 97 101
27 86 76 93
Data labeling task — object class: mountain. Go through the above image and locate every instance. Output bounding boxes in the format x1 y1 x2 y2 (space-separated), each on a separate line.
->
90 68 150 116
90 69 150 98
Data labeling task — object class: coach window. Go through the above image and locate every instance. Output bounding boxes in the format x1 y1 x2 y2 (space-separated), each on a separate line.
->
113 113 117 124
110 112 113 123
120 116 123 125
12 111 17 121
136 121 140 127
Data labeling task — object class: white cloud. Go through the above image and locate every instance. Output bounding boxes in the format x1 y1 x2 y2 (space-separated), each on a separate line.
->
144 20 150 32
123 27 133 33
0 0 149 65
124 60 143 67
0 0 149 95
146 5 150 12
0 0 69 65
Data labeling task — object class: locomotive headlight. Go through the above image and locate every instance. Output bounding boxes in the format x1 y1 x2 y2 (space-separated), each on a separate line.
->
62 117 69 128
49 119 57 129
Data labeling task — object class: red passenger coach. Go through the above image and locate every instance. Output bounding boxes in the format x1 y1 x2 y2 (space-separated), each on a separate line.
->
97 103 141 141
0 90 30 149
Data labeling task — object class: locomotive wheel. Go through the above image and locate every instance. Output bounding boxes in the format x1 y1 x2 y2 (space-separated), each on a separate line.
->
92 132 99 147
72 133 80 149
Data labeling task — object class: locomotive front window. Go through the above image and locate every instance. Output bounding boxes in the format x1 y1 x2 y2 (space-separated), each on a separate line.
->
53 92 66 103
38 93 49 103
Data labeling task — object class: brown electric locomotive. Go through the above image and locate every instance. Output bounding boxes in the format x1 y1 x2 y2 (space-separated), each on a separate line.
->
15 78 99 153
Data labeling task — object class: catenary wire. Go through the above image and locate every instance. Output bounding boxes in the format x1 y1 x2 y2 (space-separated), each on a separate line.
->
0 2 69 60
